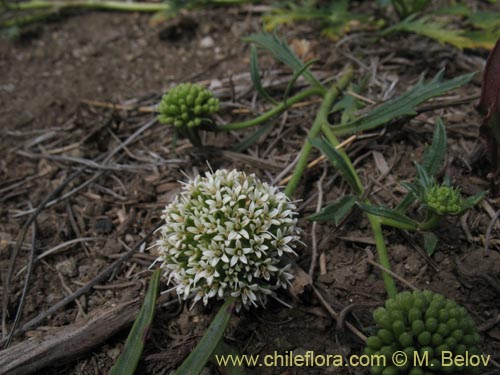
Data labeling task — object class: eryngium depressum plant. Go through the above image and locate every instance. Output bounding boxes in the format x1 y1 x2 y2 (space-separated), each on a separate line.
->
365 291 482 375
157 83 220 147
156 168 300 310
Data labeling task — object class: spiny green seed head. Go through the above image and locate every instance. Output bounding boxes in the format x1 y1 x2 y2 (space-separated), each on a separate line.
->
156 169 300 310
366 291 482 374
425 185 463 215
157 83 219 128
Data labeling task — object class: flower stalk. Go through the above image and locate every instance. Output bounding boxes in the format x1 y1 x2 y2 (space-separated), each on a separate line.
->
284 68 354 197
285 68 397 298
217 86 324 132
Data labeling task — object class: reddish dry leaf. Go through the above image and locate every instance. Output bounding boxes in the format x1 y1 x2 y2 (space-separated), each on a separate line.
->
477 36 500 185
477 37 500 118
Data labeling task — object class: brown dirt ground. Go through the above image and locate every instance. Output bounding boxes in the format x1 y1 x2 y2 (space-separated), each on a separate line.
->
0 3 499 375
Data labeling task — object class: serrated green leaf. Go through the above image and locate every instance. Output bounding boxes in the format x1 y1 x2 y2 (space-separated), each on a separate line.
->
382 15 493 49
109 269 161 375
422 118 447 176
357 202 419 230
310 137 362 195
174 297 235 375
467 11 500 32
263 0 368 41
249 45 278 105
243 32 323 90
307 195 357 224
461 191 487 211
415 162 433 191
332 69 474 136
331 77 368 124
400 181 422 199
423 232 439 256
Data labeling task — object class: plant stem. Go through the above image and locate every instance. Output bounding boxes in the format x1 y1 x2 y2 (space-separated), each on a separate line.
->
287 67 397 298
323 123 397 298
217 86 323 132
367 215 397 298
9 0 254 12
11 0 172 11
418 212 442 231
284 69 354 197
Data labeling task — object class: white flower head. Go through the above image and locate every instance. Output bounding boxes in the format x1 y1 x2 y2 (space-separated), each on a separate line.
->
156 168 300 310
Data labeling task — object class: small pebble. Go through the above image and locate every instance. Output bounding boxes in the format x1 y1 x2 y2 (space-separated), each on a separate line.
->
199 36 215 48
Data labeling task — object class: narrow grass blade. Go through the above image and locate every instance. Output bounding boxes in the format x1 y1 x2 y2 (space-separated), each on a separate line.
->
422 118 447 176
307 195 357 224
108 269 161 375
249 45 278 105
174 297 235 375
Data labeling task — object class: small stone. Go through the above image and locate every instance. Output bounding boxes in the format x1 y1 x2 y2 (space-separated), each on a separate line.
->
199 36 215 48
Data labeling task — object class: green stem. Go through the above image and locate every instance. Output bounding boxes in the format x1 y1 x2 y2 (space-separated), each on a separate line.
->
367 215 397 298
11 0 172 11
288 67 397 298
217 87 323 132
284 69 354 197
9 0 254 12
418 212 442 231
326 122 397 296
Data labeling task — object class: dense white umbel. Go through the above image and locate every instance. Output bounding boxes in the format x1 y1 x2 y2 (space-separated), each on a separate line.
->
156 169 300 309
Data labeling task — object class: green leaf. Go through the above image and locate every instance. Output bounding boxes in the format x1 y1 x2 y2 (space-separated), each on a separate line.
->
422 118 447 176
307 195 357 224
332 69 474 136
174 297 235 375
415 162 433 191
331 77 368 124
467 11 500 32
423 232 439 256
231 122 273 152
243 32 323 90
309 137 362 195
357 202 419 230
108 269 161 375
283 59 317 104
263 0 369 41
249 45 278 105
211 341 247 375
381 15 494 49
395 190 417 212
461 191 487 211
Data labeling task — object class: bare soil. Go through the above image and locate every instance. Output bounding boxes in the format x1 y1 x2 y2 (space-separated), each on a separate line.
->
0 4 499 375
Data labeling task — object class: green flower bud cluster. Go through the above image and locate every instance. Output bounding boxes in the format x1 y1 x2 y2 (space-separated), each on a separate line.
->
365 291 482 375
425 185 462 215
156 169 300 310
157 83 219 128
